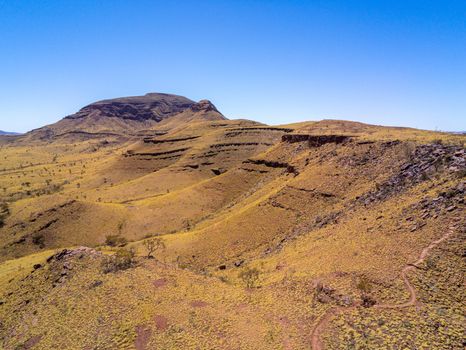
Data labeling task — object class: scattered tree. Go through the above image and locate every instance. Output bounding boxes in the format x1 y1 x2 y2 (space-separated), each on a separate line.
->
143 237 165 259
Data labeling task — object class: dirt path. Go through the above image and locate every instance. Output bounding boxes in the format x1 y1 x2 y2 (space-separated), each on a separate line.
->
310 226 456 350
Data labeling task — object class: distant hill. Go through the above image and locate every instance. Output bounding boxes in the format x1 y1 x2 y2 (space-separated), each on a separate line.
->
0 130 21 135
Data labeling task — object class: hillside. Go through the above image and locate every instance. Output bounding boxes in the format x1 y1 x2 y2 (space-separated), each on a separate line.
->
0 94 464 350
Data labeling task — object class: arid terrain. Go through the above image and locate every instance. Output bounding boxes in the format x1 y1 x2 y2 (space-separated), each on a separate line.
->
0 93 464 349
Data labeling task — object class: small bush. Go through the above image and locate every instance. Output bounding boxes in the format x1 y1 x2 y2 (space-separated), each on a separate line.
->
361 293 376 307
239 267 260 288
101 248 135 273
32 233 45 248
425 256 437 270
356 276 372 293
219 276 230 284
105 235 127 247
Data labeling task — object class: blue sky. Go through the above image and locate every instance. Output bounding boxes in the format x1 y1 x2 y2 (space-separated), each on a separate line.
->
0 0 465 132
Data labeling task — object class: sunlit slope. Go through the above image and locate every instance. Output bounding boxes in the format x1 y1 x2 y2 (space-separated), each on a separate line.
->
158 130 465 269
0 117 294 261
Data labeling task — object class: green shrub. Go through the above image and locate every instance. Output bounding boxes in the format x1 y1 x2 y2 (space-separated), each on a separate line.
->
101 248 135 273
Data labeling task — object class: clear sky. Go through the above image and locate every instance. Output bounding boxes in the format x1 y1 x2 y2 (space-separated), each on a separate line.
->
0 0 465 133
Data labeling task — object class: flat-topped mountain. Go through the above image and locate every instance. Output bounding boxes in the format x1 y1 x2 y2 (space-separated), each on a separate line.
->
22 93 226 141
